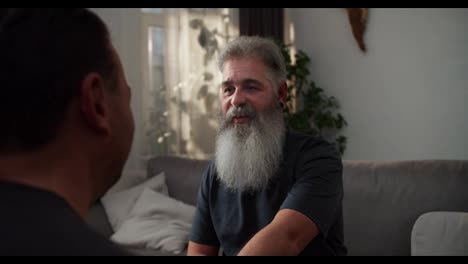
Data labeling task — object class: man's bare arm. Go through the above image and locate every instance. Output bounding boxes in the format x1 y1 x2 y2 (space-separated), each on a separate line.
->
187 241 219 256
237 209 319 256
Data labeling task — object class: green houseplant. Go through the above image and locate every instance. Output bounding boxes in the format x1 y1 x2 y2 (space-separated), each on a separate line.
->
277 41 348 155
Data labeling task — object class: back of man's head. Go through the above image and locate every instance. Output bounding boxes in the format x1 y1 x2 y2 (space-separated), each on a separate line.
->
0 8 115 152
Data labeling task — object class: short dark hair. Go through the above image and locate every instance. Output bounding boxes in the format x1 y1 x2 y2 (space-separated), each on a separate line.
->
0 8 116 152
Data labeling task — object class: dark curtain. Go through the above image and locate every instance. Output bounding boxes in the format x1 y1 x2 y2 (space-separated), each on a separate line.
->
239 8 284 41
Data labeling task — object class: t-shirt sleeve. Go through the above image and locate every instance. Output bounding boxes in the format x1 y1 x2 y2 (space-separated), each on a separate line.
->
189 163 220 247
280 140 343 237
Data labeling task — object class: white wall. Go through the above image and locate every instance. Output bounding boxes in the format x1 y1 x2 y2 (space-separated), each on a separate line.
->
290 8 468 160
90 8 145 172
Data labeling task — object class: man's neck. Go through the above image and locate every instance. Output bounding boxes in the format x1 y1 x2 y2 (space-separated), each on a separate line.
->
0 147 93 218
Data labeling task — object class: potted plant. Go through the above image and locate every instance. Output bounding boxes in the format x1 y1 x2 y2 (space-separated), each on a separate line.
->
277 41 348 155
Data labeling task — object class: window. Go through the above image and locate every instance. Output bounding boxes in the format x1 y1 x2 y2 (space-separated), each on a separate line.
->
141 8 239 160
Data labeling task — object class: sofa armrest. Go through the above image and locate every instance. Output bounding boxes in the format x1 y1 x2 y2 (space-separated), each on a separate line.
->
85 202 114 238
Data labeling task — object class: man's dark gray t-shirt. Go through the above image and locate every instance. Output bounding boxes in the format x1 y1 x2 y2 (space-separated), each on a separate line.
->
190 129 347 256
0 182 129 256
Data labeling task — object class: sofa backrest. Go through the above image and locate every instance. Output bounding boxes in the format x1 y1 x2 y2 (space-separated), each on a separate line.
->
147 156 209 206
147 156 468 256
343 160 468 256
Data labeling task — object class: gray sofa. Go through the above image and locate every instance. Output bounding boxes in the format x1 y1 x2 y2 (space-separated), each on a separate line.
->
85 157 468 256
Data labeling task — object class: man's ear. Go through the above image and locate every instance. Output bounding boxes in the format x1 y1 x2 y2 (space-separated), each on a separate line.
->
79 73 111 134
278 81 288 105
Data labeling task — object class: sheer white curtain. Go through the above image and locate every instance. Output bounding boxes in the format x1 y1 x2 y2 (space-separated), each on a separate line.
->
92 8 239 178
141 8 239 161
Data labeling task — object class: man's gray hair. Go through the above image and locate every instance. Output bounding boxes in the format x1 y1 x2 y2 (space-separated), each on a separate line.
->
218 36 287 92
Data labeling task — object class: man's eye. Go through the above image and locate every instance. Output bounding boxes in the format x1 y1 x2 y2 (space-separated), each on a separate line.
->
247 86 257 90
224 87 234 94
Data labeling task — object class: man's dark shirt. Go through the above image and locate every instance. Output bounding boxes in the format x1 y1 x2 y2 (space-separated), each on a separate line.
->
190 129 347 256
0 181 129 256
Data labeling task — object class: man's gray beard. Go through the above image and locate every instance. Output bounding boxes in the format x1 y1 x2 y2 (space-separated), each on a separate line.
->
215 102 286 193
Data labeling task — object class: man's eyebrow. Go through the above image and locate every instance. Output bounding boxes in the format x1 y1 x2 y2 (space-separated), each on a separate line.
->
242 79 262 86
222 80 233 87
221 79 262 87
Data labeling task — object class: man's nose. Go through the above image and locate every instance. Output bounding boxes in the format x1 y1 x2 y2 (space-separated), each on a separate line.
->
231 90 246 107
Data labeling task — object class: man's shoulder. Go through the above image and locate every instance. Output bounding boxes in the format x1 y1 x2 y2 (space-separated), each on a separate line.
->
286 128 340 160
0 187 129 256
63 229 131 256
200 160 217 182
204 160 217 174
0 228 130 256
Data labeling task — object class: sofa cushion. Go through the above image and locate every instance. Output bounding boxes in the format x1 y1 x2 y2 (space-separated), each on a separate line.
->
411 211 468 256
85 202 114 238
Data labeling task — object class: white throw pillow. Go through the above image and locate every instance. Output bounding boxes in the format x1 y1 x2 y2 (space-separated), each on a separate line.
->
101 172 168 231
411 211 468 256
105 169 147 195
111 188 196 255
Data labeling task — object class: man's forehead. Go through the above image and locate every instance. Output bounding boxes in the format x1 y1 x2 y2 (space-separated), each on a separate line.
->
221 58 275 87
222 69 270 84
222 78 263 85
